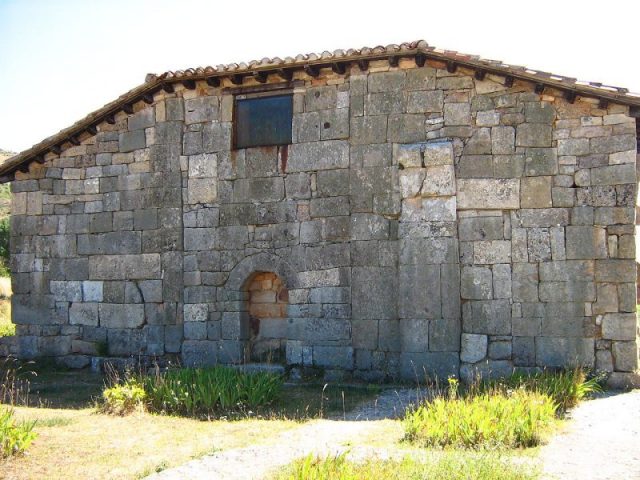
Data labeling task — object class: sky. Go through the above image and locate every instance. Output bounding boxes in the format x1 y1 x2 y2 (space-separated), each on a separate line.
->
0 0 638 153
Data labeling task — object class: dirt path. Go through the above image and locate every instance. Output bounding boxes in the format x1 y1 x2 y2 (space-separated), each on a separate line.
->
149 388 640 480
540 390 640 480
147 388 424 480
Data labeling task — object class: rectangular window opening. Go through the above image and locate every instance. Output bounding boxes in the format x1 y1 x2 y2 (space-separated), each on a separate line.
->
234 93 293 149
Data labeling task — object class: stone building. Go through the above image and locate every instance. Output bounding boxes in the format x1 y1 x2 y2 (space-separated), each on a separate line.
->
1 40 638 385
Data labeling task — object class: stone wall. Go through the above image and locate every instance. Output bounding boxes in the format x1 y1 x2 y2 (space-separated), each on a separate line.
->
8 57 639 384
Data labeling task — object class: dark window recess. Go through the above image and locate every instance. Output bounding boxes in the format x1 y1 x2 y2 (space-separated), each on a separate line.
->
235 94 293 149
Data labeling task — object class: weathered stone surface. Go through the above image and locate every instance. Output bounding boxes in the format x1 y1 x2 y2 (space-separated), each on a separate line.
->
99 304 144 329
536 337 594 368
602 314 638 341
461 333 487 363
288 141 349 172
516 124 552 147
457 179 520 210
88 254 161 280
565 226 607 259
521 176 552 208
461 266 492 300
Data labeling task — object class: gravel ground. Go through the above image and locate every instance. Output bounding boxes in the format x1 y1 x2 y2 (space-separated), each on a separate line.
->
149 388 640 480
147 387 423 480
540 389 640 480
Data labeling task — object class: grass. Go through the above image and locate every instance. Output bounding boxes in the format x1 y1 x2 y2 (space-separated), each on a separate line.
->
487 368 602 413
137 365 284 417
273 451 539 480
0 299 13 337
3 406 297 480
404 369 598 450
0 364 381 479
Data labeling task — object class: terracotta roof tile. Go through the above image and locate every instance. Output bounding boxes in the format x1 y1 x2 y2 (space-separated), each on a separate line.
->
2 39 638 179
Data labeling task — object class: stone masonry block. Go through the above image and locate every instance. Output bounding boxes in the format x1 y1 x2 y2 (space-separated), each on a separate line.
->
457 179 520 210
521 176 552 208
565 226 607 259
461 266 492 300
602 313 638 341
461 333 488 363
99 304 144 329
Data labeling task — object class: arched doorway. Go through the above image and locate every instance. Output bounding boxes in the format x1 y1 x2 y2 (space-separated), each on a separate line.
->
244 272 289 363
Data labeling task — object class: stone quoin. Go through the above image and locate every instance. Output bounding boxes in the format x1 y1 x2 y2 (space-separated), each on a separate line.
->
1 40 638 386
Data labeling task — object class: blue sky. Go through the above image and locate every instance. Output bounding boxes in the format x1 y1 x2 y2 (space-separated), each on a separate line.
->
0 0 637 153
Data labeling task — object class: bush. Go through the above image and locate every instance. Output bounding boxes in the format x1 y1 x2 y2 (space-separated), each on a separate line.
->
142 366 283 416
0 407 37 458
404 378 556 449
275 452 539 480
100 380 146 415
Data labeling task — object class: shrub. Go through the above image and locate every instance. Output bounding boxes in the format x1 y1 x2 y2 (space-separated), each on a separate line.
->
100 380 146 415
0 407 37 458
0 217 9 277
275 452 539 480
141 366 283 416
404 378 556 449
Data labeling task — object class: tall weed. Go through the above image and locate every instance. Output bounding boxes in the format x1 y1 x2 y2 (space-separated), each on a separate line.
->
0 407 37 458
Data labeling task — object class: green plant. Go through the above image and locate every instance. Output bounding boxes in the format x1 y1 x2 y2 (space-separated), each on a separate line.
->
0 217 9 276
486 368 602 413
0 407 37 458
100 380 146 415
274 451 539 480
0 322 14 337
140 365 283 416
404 380 557 449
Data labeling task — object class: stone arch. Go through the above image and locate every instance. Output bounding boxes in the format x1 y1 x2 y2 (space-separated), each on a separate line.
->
225 252 298 292
220 253 298 364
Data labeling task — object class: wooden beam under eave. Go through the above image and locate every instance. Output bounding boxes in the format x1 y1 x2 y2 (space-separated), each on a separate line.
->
142 93 154 104
230 74 244 85
162 83 174 93
388 56 400 68
276 69 293 81
599 99 610 110
474 70 486 81
68 136 80 146
123 104 134 114
183 79 197 90
446 61 457 73
87 125 98 135
565 90 577 104
304 65 320 77
206 77 221 87
535 83 545 94
50 145 62 155
105 114 116 125
357 59 369 72
504 76 514 88
415 53 426 67
331 62 346 75
253 71 268 83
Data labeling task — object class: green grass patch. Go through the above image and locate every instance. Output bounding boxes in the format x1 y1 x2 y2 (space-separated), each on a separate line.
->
486 368 602 413
101 366 284 417
404 383 556 449
274 451 539 480
36 416 74 428
0 407 37 458
404 369 599 450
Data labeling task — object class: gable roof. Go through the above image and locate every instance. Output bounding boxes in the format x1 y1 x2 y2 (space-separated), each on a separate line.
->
2 39 638 181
